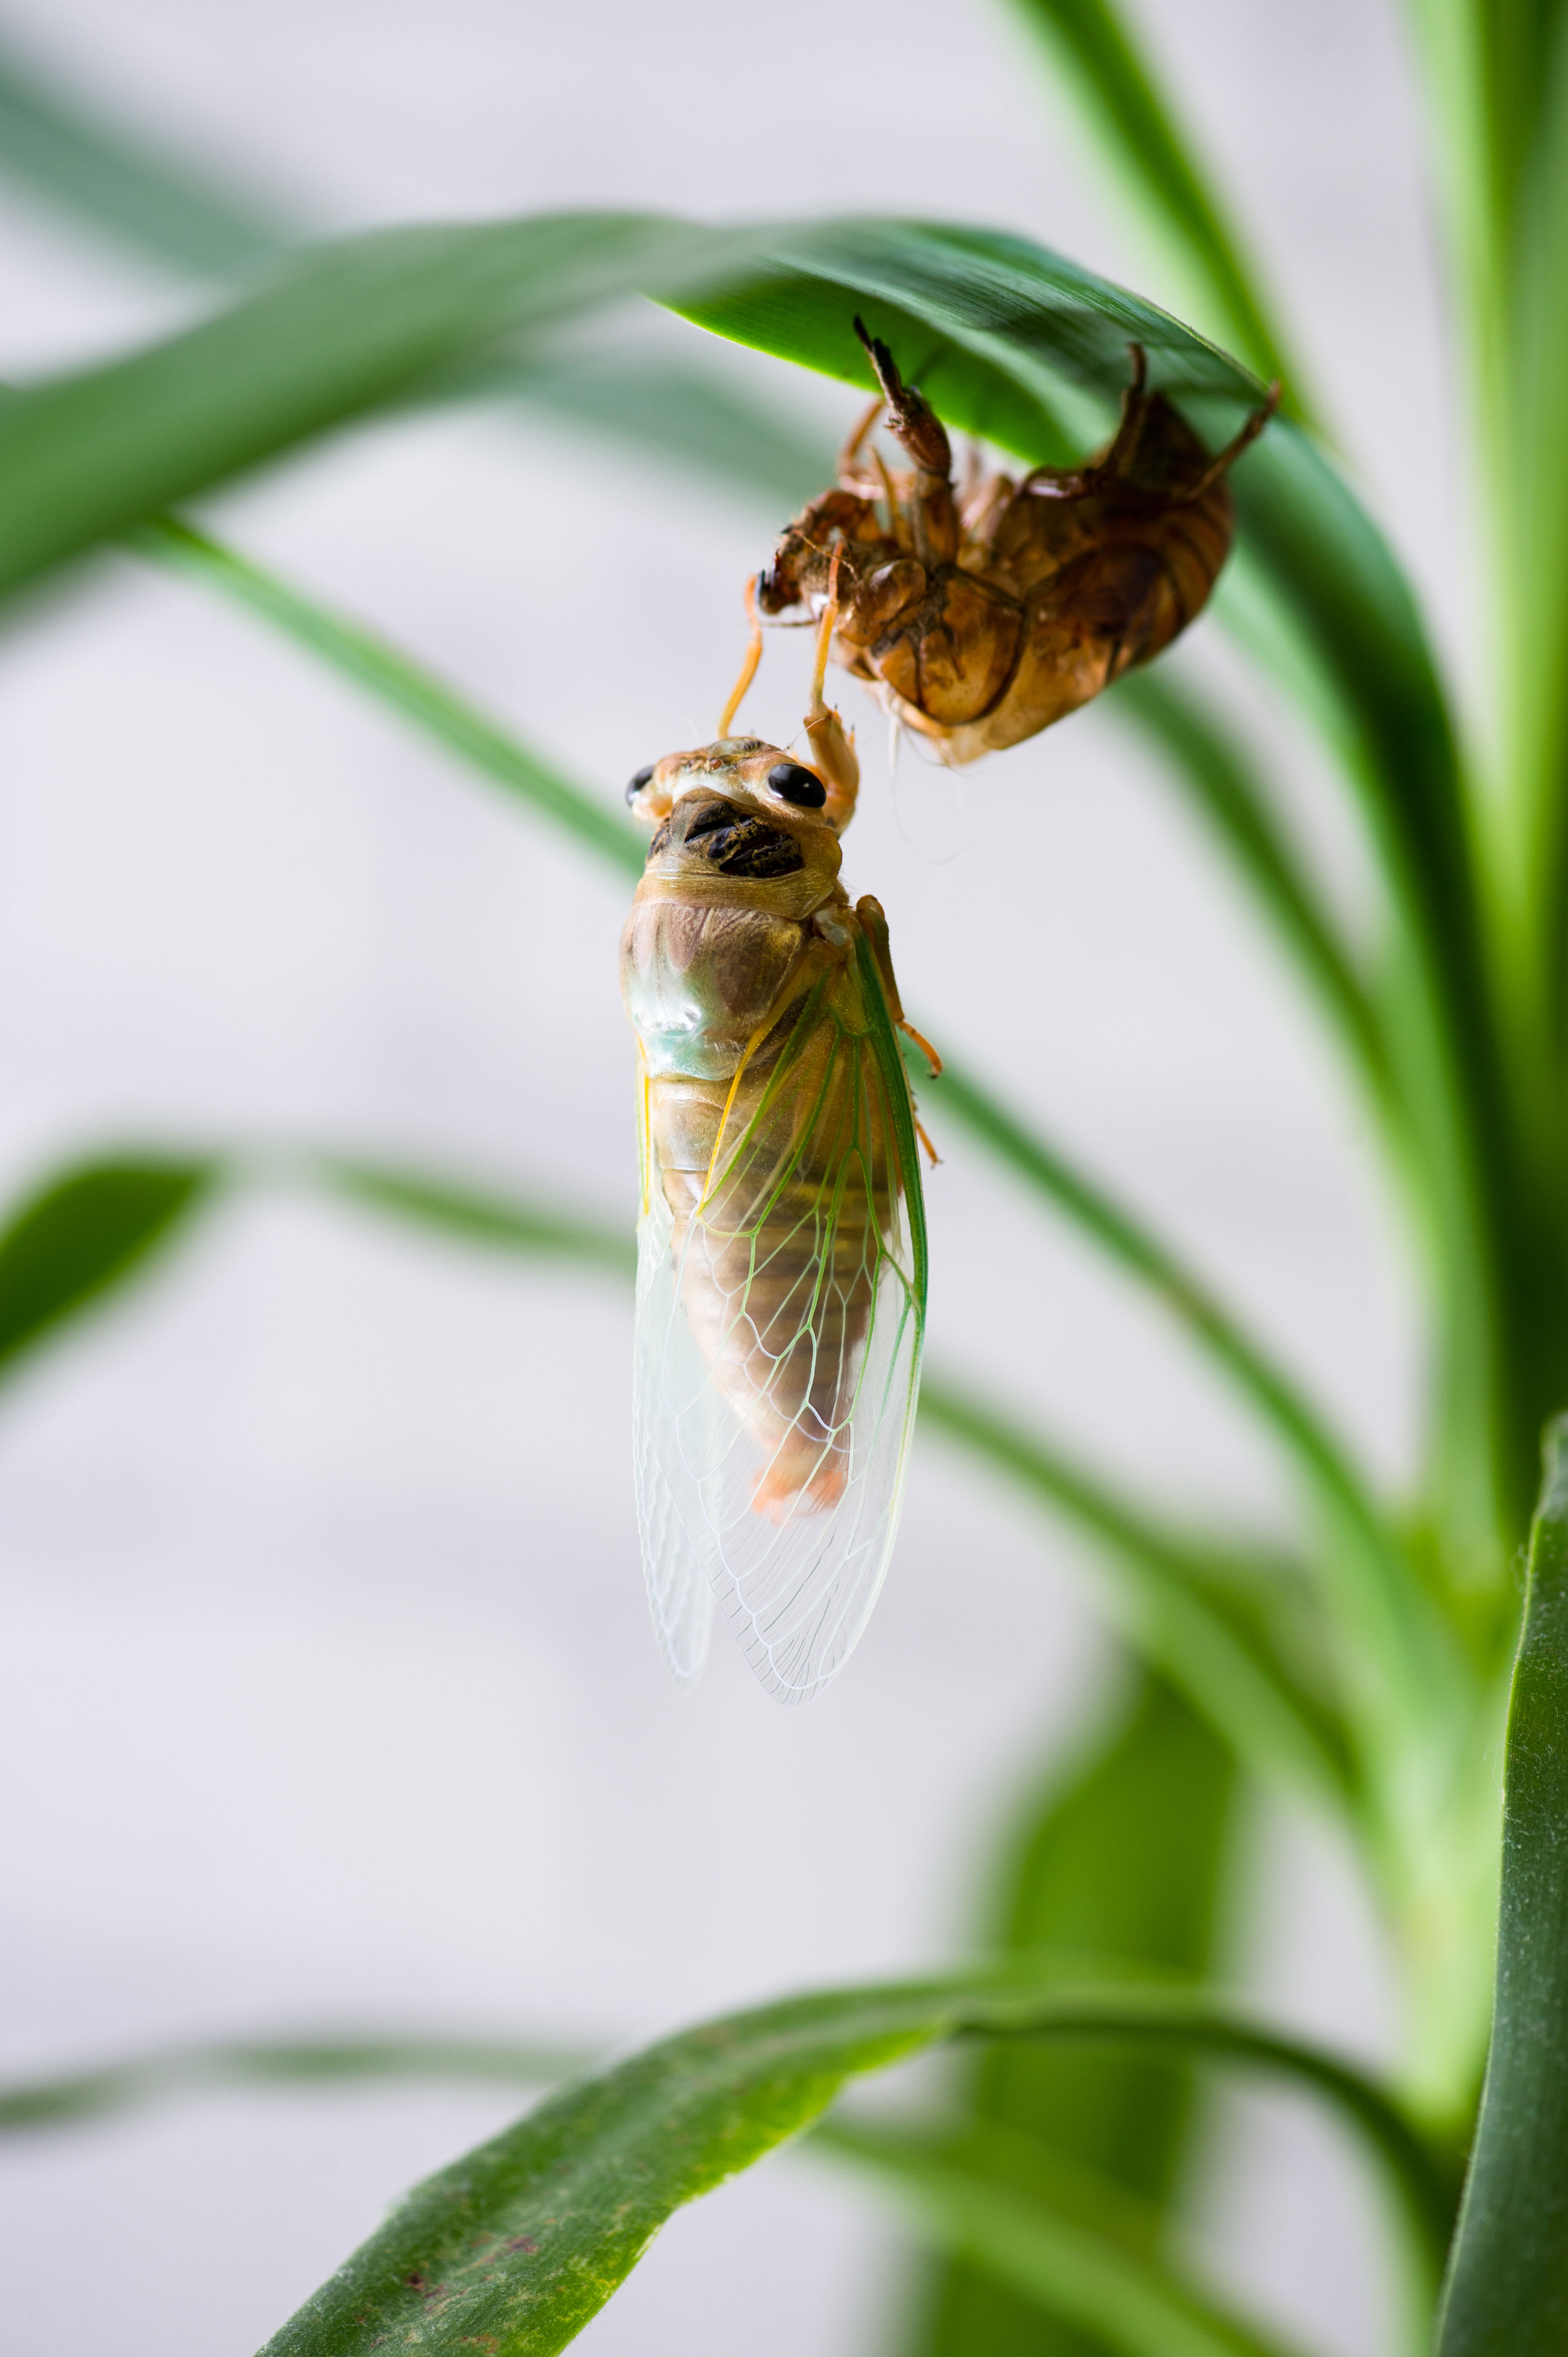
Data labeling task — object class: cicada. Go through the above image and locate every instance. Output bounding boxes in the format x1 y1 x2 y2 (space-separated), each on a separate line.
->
756 322 1278 765
620 617 936 1702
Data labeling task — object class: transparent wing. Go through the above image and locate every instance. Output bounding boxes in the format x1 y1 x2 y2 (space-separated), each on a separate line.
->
632 949 927 1703
633 1082 716 1691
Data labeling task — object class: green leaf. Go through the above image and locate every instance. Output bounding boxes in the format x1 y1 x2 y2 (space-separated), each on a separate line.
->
0 1152 216 1383
0 2033 594 2134
909 1048 1453 1744
141 511 1386 1689
319 1157 636 1277
916 1671 1238 2357
478 350 830 514
0 28 292 276
1436 1412 1568 2351
918 1377 1355 1812
137 518 644 877
818 2114 1302 2357
256 1964 1447 2357
1108 668 1395 1119
0 210 1260 609
264 1149 1349 1807
994 0 1304 408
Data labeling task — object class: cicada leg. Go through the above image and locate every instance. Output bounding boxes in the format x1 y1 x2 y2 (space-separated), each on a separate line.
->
1176 378 1283 503
853 316 958 567
838 389 888 497
718 574 764 736
802 543 861 832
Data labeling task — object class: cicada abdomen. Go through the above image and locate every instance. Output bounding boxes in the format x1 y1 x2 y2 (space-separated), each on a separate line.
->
620 734 930 1702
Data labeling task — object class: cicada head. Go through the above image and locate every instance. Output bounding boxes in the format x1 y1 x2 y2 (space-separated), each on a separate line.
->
624 737 844 891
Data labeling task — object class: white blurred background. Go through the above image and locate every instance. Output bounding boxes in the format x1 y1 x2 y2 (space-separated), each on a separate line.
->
0 1 1454 2349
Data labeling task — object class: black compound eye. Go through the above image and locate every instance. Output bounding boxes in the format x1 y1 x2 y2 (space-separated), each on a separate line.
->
626 763 656 807
767 761 827 809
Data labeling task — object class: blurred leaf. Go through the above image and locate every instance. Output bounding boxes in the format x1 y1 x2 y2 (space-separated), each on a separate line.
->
994 0 1304 407
0 2032 595 2134
821 2114 1301 2357
1437 1412 1568 2351
1109 668 1395 1117
141 507 1422 1723
476 351 830 515
0 28 292 277
1504 22 1568 1032
916 1671 1237 2357
139 519 643 876
280 1149 1354 1805
910 1047 1452 1741
140 513 1386 1686
320 1157 636 1275
0 210 1261 607
919 1377 1355 1812
0 1152 216 1383
256 1962 1445 2357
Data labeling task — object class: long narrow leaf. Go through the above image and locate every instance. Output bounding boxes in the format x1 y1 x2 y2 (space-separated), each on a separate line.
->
0 29 291 276
1437 1413 1568 2351
133 518 1379 1624
0 211 1257 609
0 2033 594 2134
0 1136 1350 1825
138 519 644 876
277 1150 1353 1803
996 0 1303 406
321 1159 637 1274
1110 669 1395 1116
919 1377 1355 1812
253 1965 1447 2357
818 2115 1302 2357
911 1055 1453 1735
476 351 830 514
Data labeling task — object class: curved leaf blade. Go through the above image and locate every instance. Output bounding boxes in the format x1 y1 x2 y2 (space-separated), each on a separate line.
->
0 29 292 276
820 2114 1302 2357
139 519 643 877
995 0 1304 406
257 1967 1447 2357
919 1377 1356 1812
0 209 1260 609
0 2032 594 2134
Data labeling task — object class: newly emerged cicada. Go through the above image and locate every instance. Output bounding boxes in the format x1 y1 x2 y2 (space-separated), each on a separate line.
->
756 321 1278 765
620 617 936 1702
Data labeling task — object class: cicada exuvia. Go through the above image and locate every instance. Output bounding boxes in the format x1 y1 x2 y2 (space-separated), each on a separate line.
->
620 609 936 1702
757 321 1279 765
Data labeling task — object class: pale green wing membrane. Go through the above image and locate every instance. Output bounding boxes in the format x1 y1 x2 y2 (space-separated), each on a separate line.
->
633 935 927 1702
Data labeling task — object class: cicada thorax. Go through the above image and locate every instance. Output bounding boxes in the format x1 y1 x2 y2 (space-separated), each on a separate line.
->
757 331 1276 769
620 744 904 1517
